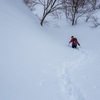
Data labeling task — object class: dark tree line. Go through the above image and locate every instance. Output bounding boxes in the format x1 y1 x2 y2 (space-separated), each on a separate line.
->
23 0 100 26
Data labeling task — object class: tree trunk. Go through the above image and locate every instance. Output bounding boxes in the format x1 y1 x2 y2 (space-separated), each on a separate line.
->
40 15 46 26
40 11 50 26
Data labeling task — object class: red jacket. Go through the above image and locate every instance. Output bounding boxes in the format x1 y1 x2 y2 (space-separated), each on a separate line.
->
69 38 80 46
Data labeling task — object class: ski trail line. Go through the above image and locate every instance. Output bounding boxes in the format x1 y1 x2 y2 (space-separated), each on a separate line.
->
57 48 92 100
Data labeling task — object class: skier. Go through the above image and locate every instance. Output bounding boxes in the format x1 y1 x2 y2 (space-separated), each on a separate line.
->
69 36 80 48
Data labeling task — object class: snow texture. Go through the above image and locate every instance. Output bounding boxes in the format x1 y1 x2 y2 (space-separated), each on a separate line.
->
0 0 100 100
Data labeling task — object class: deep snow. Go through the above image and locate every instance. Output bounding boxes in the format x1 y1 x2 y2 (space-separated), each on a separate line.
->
0 0 100 100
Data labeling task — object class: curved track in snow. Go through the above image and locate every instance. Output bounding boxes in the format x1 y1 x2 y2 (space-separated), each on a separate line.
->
57 48 91 100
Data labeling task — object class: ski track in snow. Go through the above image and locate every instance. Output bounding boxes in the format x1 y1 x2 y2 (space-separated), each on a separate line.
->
57 48 93 100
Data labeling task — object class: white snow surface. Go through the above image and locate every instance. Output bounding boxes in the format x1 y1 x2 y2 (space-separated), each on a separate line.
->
0 0 100 100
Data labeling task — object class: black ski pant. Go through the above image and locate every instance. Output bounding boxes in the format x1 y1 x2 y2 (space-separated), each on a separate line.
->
72 44 77 48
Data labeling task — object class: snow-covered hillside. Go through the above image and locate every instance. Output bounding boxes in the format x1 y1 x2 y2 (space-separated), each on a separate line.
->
0 0 100 100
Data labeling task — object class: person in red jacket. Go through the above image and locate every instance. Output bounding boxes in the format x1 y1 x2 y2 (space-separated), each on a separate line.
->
69 36 80 48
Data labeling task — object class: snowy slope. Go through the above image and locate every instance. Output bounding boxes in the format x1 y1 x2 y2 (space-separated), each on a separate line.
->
0 0 100 100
